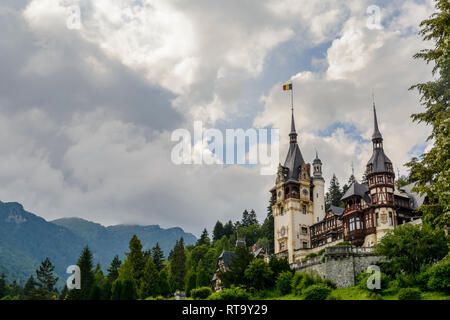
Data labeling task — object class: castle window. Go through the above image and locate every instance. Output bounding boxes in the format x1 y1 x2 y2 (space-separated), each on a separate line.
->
302 205 306 215
376 213 379 226
356 217 361 230
302 241 308 249
302 227 308 234
279 242 285 251
389 212 393 225
372 194 377 204
377 176 383 183
349 218 355 232
280 207 284 216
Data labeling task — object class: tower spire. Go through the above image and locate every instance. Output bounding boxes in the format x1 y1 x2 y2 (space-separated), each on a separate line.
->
372 97 382 141
289 87 297 144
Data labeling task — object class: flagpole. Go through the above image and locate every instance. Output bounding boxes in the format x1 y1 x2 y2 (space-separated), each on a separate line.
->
291 84 294 113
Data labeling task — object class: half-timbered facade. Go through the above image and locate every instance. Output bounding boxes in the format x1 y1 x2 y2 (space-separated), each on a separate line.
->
273 101 423 263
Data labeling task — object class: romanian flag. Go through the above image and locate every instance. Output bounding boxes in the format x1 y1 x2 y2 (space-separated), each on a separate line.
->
283 83 292 91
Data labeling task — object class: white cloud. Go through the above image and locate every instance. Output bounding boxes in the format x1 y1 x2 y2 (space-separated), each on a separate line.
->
0 0 437 236
254 0 435 190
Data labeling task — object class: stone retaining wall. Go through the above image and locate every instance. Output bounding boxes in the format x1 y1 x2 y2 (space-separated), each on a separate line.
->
291 246 380 288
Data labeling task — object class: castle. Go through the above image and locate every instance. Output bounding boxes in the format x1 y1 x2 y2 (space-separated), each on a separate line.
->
272 102 424 263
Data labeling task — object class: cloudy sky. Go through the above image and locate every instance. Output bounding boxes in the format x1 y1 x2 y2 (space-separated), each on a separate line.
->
0 0 436 236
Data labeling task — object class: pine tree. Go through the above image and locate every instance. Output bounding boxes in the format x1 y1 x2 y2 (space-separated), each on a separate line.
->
196 228 210 246
196 259 210 288
107 255 122 282
127 235 146 282
111 280 122 300
343 174 356 194
170 238 186 291
241 209 258 227
121 279 136 300
36 257 58 292
260 201 274 254
140 258 160 298
212 221 225 241
361 171 368 185
24 276 36 299
151 243 165 271
184 269 197 297
223 220 235 237
59 285 68 300
68 246 95 300
326 174 343 209
158 268 171 297
0 273 7 298
407 0 450 230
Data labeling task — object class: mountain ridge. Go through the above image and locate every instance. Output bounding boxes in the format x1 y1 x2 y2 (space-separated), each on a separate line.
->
0 200 196 286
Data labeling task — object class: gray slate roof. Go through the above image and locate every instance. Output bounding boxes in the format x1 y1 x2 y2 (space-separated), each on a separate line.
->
341 181 371 204
253 247 264 258
282 111 305 181
367 148 392 173
398 182 427 210
329 205 344 216
283 143 304 181
218 250 235 271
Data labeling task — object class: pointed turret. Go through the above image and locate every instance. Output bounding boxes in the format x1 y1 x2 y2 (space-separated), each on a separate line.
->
372 103 383 141
366 101 393 175
289 108 297 144
284 108 304 180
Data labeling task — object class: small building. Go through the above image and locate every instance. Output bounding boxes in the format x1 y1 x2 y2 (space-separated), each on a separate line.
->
211 241 269 291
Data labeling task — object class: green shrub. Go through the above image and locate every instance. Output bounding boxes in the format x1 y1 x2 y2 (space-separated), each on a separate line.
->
291 272 333 295
276 271 293 295
291 272 305 292
388 273 416 294
294 273 316 295
302 284 332 300
398 288 422 300
208 286 250 300
244 258 274 291
426 256 450 293
191 287 212 300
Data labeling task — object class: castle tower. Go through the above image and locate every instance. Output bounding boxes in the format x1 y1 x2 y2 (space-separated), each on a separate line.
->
312 151 325 223
271 108 314 263
366 103 396 243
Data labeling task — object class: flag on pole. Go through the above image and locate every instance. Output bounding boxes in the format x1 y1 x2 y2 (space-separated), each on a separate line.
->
283 83 292 91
